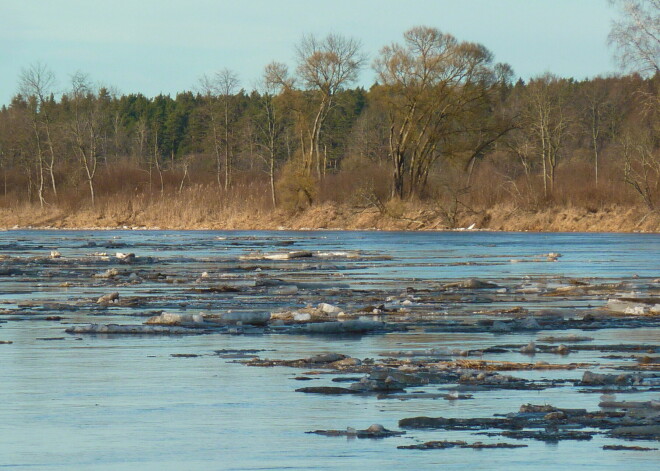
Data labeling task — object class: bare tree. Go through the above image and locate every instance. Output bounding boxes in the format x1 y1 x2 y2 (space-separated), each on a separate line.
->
374 26 496 199
198 75 223 188
217 69 240 190
251 62 291 207
621 126 659 209
522 74 572 197
67 72 103 206
199 68 240 189
583 82 607 185
504 129 537 197
18 63 58 205
578 78 621 185
295 34 364 178
609 0 660 75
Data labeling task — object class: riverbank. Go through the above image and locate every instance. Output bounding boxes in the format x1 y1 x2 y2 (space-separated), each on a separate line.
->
0 200 658 232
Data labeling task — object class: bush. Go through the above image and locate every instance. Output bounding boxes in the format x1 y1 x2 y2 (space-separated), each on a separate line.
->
275 161 318 212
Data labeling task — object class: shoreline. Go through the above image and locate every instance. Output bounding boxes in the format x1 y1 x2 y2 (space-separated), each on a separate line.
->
2 226 659 234
0 202 658 233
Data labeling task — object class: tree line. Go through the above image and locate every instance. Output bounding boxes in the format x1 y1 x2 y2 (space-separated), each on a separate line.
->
0 19 658 214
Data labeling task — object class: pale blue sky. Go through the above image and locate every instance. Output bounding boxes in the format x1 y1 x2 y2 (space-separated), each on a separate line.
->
1 0 619 105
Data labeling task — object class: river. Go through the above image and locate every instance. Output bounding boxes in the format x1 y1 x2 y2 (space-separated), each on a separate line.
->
1 230 658 470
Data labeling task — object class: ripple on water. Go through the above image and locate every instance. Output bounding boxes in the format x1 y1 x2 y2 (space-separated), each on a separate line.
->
0 230 658 470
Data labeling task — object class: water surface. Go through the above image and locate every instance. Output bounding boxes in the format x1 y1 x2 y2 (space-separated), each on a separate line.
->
1 230 658 470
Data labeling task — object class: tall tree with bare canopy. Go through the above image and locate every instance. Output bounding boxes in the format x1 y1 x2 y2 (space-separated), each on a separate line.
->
374 26 497 199
609 0 660 75
610 0 659 209
18 63 58 206
295 34 364 178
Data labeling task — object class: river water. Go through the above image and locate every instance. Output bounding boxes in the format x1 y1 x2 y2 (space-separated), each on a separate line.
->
1 230 658 470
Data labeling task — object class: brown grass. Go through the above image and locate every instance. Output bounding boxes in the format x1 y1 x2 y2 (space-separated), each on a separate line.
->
0 159 657 232
1 192 657 232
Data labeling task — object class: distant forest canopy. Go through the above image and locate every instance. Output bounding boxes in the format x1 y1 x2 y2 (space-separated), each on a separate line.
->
1 16 658 214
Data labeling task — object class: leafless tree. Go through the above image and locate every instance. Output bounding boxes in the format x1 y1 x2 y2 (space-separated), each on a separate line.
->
584 83 607 185
578 78 621 185
67 72 102 206
252 62 291 207
522 74 572 197
217 69 240 190
18 63 58 205
609 0 660 76
621 126 659 209
199 68 240 189
295 34 364 178
198 75 223 188
374 26 496 199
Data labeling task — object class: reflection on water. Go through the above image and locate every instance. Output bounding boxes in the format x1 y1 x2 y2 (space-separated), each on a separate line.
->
1 230 658 470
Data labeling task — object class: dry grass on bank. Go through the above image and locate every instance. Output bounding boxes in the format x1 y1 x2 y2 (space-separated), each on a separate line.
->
1 150 657 233
0 183 657 233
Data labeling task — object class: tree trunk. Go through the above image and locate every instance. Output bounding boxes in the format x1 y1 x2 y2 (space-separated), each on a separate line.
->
591 107 600 185
269 149 277 208
210 115 222 189
224 99 231 190
31 121 46 207
88 176 95 207
392 150 405 199
44 118 57 197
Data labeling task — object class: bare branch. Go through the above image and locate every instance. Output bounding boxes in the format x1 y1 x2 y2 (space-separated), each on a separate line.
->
609 0 660 75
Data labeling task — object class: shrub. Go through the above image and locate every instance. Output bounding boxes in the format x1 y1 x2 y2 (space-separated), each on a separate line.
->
275 161 318 212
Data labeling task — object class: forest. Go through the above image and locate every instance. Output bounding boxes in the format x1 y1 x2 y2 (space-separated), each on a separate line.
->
0 17 658 229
